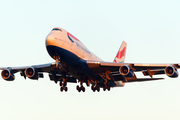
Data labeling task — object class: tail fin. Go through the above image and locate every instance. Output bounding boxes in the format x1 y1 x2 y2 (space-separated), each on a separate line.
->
113 41 127 63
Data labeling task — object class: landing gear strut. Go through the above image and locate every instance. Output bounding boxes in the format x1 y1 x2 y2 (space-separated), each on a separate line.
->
53 56 68 92
54 55 61 70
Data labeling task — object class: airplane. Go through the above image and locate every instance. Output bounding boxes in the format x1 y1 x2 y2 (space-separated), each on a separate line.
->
0 27 179 92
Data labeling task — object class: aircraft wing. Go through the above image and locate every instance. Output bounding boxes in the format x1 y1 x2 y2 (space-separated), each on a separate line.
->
0 60 179 84
0 62 77 83
0 63 55 72
87 61 179 72
86 61 180 82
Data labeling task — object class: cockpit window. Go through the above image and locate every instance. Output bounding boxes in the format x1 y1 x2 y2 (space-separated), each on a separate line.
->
52 28 62 31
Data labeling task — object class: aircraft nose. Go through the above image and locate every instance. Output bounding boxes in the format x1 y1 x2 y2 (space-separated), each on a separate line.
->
46 33 54 46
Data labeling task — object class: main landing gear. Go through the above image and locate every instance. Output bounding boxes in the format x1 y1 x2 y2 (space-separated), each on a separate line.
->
76 85 85 92
76 80 85 92
103 86 110 91
59 78 68 92
90 80 100 92
91 84 110 92
98 72 112 91
103 81 111 91
91 85 100 92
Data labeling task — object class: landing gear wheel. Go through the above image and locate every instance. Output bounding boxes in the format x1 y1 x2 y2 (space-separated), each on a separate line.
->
82 88 85 92
82 86 85 92
76 85 80 91
78 88 81 92
91 85 94 90
60 87 64 92
60 81 62 86
64 87 68 92
97 86 100 92
107 86 110 91
103 87 106 91
77 85 82 92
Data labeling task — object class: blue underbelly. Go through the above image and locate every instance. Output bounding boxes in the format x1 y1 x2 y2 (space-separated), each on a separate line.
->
46 45 81 66
46 45 94 78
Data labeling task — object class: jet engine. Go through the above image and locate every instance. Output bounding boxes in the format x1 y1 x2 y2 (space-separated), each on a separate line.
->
119 65 134 78
165 65 179 78
25 67 39 80
1 69 15 81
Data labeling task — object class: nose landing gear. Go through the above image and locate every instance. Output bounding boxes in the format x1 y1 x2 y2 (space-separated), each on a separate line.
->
54 55 69 92
54 55 61 70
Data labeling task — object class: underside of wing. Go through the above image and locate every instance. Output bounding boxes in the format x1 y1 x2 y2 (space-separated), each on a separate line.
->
0 62 77 83
86 61 180 83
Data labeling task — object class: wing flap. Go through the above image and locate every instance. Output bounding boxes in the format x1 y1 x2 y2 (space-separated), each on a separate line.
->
126 78 164 82
110 72 164 82
49 73 77 83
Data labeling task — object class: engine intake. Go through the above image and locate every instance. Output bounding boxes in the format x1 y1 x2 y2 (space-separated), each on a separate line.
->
25 67 39 80
165 65 179 78
119 65 134 78
1 69 15 81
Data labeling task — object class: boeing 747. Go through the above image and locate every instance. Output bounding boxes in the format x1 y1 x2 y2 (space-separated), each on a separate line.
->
1 27 179 92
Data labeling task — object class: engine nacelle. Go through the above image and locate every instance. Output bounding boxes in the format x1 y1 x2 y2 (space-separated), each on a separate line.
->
119 65 134 78
165 65 179 78
1 69 15 81
25 67 39 80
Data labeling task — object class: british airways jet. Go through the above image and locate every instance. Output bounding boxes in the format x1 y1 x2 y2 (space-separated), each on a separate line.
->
1 27 179 92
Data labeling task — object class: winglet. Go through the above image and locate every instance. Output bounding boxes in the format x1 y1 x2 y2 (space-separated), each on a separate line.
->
113 41 127 63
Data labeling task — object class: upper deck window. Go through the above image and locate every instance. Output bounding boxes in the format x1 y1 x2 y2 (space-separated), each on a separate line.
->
52 28 62 31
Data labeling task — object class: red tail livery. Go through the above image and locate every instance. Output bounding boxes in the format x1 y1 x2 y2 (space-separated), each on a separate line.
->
114 41 127 63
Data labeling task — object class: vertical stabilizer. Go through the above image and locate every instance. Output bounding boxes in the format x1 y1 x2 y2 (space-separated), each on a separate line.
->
113 41 127 63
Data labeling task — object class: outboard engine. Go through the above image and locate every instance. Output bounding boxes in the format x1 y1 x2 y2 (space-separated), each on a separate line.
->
1 69 15 81
165 65 179 78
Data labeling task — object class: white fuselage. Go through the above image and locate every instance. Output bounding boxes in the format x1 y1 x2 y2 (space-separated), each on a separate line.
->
46 27 102 62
